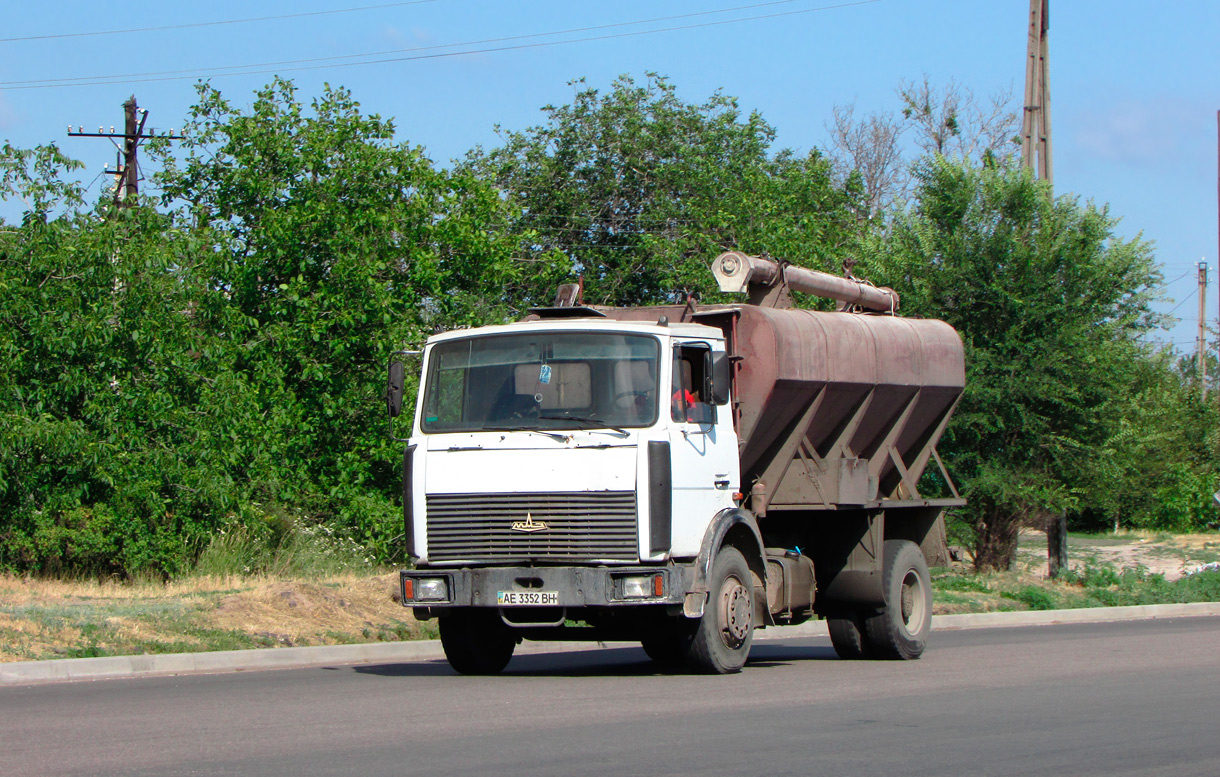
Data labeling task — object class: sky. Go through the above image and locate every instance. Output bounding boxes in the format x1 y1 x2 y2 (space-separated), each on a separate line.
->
2 0 1217 352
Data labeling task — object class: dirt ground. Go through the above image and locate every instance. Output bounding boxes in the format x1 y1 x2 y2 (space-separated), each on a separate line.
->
1012 530 1220 581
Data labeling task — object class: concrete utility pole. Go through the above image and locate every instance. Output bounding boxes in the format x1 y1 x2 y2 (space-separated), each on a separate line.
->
1199 260 1209 401
67 96 179 208
1021 0 1053 184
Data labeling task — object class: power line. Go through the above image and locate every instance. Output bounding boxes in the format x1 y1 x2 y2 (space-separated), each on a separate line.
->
1150 269 1193 293
3 0 880 91
1164 287 1198 317
0 0 829 87
1 0 834 87
0 1 442 44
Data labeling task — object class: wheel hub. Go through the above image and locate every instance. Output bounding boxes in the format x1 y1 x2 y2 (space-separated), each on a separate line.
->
720 575 752 648
899 569 927 635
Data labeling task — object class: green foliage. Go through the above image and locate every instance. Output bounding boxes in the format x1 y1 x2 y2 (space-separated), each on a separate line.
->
864 157 1161 570
1000 585 1057 610
1061 565 1220 606
464 73 860 309
1076 352 1220 533
933 575 991 593
1 79 517 577
191 516 376 578
3 74 1216 581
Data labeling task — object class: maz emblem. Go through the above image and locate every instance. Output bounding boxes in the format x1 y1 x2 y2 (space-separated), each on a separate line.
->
511 513 548 533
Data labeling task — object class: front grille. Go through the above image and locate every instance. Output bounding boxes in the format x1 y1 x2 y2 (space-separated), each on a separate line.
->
425 491 638 562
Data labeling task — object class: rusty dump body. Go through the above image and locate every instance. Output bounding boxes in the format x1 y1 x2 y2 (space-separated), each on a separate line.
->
596 290 964 610
597 303 965 514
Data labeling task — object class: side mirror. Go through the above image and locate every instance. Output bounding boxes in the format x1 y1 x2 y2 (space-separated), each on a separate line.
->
710 352 731 405
387 361 405 418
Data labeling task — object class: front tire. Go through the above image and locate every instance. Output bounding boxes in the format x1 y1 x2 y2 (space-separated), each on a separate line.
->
687 546 756 674
439 608 517 675
863 539 932 660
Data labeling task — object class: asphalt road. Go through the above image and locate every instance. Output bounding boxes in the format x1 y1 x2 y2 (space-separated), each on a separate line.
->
3 617 1218 777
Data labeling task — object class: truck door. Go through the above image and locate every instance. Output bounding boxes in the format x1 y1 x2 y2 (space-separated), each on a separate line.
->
666 341 739 558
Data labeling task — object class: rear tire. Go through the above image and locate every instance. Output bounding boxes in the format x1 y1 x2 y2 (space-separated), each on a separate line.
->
439 608 517 675
828 612 873 660
863 539 932 660
687 546 755 674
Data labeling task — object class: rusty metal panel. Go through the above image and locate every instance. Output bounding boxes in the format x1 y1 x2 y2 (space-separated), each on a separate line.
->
594 300 965 512
721 306 963 510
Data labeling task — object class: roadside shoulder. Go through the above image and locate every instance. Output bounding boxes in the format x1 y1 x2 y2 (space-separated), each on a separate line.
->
4 602 1219 686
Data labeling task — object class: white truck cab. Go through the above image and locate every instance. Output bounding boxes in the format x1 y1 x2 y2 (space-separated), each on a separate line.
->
402 317 740 595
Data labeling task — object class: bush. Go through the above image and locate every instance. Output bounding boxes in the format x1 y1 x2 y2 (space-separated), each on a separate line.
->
1001 585 1058 610
1141 466 1220 532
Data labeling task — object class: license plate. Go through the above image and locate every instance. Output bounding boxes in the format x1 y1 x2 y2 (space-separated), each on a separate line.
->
497 590 559 606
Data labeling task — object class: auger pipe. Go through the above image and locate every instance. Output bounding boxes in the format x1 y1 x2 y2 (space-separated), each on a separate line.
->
711 251 899 312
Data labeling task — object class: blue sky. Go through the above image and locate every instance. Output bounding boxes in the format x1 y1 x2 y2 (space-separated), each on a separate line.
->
2 0 1217 351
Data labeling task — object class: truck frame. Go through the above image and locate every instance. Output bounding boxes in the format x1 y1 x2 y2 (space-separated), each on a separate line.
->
389 252 965 674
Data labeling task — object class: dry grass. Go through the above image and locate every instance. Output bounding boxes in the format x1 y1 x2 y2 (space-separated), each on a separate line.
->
4 531 1218 663
208 574 434 646
0 572 433 663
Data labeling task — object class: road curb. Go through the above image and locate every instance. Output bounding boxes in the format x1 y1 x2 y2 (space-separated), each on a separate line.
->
4 601 1219 687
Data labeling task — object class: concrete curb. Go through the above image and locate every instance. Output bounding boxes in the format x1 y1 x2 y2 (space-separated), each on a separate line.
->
4 602 1219 687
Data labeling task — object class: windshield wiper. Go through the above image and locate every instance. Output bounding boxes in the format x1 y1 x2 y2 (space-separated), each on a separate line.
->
538 415 630 438
482 423 569 442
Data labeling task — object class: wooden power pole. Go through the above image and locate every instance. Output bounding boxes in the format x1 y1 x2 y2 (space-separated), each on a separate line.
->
1022 0 1069 574
67 96 178 208
1021 0 1053 185
1199 260 1209 401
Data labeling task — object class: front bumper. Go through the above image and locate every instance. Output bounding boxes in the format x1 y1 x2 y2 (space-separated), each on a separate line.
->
400 565 690 612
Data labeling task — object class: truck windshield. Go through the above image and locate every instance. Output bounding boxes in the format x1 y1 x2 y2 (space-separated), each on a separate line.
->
420 332 660 433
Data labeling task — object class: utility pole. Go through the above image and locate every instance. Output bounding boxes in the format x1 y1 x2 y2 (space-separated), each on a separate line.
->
67 96 179 208
1022 0 1068 573
1021 0 1053 185
1199 260 1209 400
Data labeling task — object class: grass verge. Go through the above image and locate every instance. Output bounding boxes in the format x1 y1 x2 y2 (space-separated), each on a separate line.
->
3 531 1218 663
931 565 1220 614
0 573 435 663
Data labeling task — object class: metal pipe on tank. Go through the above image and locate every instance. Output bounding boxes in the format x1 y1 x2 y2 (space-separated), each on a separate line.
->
712 251 899 312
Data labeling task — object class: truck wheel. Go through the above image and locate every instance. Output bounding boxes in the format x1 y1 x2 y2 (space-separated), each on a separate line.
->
439 609 516 675
863 539 932 660
687 546 755 674
827 612 873 660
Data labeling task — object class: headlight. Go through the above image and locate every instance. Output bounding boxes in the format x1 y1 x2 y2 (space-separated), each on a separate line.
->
621 575 652 598
414 577 449 602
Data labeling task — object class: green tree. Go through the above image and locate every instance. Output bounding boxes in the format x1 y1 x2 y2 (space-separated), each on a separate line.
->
152 78 521 557
465 74 860 309
0 143 228 574
864 157 1161 570
0 79 522 577
1078 351 1220 533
